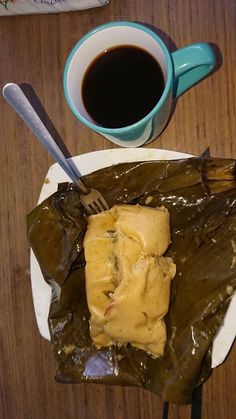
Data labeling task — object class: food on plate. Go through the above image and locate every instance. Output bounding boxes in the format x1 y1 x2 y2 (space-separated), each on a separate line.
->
84 204 176 357
27 157 236 404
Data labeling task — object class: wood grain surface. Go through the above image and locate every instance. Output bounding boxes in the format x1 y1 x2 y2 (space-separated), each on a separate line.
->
0 1 236 418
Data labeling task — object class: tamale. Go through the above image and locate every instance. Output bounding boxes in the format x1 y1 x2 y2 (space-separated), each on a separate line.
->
27 157 236 404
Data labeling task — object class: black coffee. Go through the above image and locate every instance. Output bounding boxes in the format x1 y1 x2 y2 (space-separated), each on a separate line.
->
82 45 165 128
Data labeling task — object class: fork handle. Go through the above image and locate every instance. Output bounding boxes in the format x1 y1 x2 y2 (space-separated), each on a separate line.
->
2 83 89 194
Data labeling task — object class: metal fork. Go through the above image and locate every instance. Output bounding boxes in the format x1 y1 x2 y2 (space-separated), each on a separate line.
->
2 83 109 215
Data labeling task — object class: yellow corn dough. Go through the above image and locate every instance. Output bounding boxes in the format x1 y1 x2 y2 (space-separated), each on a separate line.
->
83 204 176 357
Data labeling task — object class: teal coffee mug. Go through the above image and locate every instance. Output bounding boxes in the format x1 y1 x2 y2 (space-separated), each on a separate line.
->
63 21 216 147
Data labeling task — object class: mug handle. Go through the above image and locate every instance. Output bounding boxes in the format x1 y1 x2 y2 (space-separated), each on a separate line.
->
171 43 216 98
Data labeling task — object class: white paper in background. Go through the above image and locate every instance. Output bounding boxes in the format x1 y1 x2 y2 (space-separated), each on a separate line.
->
30 149 236 369
0 0 109 16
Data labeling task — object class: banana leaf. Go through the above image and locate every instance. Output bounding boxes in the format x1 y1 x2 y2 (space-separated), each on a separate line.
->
27 157 236 404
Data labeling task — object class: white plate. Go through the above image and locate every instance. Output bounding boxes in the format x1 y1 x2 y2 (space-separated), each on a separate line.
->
30 148 236 368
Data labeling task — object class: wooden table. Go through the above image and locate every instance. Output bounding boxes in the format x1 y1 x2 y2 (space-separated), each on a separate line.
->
0 1 235 418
